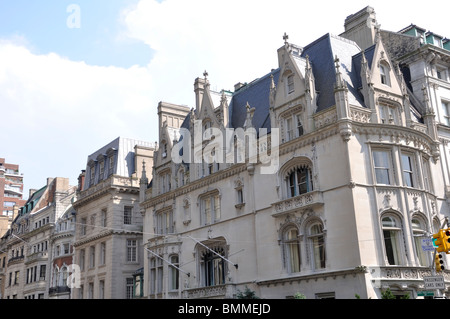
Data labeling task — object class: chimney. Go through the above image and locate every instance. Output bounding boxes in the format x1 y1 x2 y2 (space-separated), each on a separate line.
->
77 170 86 192
194 77 206 113
234 82 246 92
341 6 378 51
29 189 37 198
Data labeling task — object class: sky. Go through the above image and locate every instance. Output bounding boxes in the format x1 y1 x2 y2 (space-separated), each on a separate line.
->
0 0 449 200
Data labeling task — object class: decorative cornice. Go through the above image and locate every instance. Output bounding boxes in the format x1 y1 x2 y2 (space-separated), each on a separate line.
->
256 267 365 287
73 229 113 247
73 175 140 208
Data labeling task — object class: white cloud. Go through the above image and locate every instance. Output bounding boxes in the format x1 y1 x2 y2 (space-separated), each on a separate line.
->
122 0 450 98
0 38 156 195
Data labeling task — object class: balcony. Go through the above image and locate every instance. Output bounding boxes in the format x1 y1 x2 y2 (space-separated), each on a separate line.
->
4 184 23 195
271 191 324 217
184 284 236 299
8 255 24 266
49 286 71 295
26 252 48 264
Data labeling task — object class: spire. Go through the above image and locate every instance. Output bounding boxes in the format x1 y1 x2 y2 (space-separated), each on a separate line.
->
361 50 370 81
219 90 229 128
140 160 148 185
305 55 312 84
283 32 289 45
334 56 347 91
422 84 433 114
270 74 276 90
244 102 255 129
203 70 210 90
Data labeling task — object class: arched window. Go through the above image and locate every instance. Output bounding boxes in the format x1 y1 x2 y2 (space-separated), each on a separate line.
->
197 238 228 287
286 167 313 198
52 265 59 287
61 266 68 287
282 227 301 273
382 216 404 265
202 247 226 287
411 218 427 266
308 223 326 270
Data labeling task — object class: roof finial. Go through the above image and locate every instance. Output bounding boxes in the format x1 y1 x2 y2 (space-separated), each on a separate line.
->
283 32 289 45
203 70 208 80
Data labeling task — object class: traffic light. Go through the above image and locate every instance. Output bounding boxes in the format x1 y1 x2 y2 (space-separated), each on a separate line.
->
432 229 450 253
444 229 450 253
435 253 445 272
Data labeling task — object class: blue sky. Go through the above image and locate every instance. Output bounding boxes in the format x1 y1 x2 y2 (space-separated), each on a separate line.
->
0 0 152 67
0 0 449 200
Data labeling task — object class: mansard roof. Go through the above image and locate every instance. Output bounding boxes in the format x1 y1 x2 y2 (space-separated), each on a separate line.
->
301 33 365 112
352 44 376 89
229 68 280 133
84 137 154 186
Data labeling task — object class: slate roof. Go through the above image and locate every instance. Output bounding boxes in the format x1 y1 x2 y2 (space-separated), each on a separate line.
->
229 68 280 133
179 32 427 136
301 33 365 112
84 137 154 188
351 44 376 90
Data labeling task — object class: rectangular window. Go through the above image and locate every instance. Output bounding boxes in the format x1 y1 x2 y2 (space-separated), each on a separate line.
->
101 208 107 227
90 166 95 184
88 282 94 299
286 118 293 141
373 150 392 185
380 105 398 125
237 188 244 204
99 280 105 299
296 114 303 137
80 218 87 236
442 101 450 126
80 249 85 271
287 74 294 93
124 206 133 225
436 66 448 81
99 161 104 181
422 157 432 192
401 153 414 187
89 246 95 268
201 193 221 226
126 278 134 299
156 210 173 235
39 265 46 280
380 65 390 86
100 242 106 265
108 156 114 175
127 239 137 262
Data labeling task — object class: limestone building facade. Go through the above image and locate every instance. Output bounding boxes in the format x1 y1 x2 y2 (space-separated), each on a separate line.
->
72 137 154 299
0 177 76 299
140 6 450 299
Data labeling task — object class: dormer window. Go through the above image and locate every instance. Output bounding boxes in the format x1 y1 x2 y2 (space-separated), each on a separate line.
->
98 161 104 181
436 65 448 82
380 64 390 86
108 155 114 175
287 74 295 94
89 165 96 186
162 143 167 159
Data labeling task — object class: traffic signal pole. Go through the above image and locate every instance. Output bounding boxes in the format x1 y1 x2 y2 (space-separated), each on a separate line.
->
431 217 449 299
